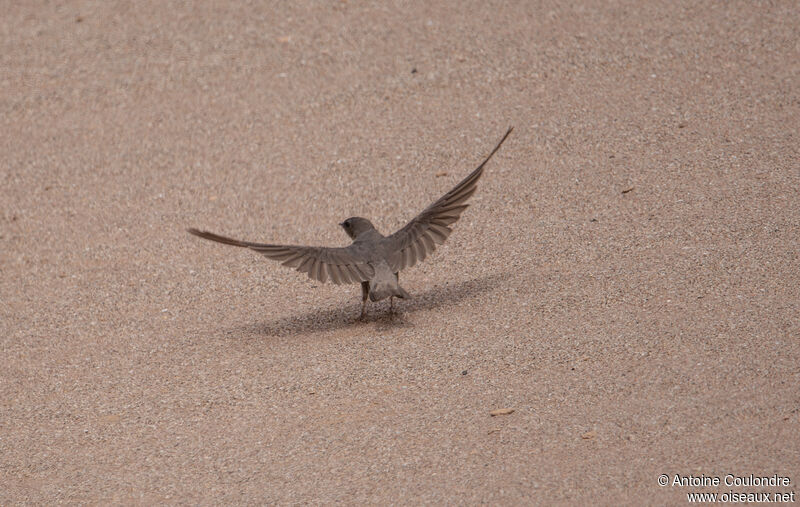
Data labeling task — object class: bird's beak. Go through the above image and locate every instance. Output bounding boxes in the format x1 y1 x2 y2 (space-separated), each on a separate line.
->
338 222 344 227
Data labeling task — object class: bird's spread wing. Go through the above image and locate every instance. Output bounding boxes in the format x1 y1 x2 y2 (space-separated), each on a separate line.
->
384 127 513 272
186 229 374 284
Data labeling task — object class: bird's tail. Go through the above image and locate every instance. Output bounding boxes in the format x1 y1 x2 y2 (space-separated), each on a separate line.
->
369 281 410 302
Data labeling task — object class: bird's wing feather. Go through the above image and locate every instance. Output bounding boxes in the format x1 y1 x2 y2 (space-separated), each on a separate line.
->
186 229 374 284
384 127 513 272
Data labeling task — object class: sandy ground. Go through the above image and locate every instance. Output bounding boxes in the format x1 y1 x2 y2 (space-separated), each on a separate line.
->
2 1 799 504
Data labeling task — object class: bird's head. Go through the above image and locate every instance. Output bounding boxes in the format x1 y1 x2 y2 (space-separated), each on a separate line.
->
339 217 375 239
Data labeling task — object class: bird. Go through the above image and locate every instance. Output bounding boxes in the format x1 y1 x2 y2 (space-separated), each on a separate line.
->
188 127 512 319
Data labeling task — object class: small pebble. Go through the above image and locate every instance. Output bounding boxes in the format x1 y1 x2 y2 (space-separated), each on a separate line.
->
490 408 514 416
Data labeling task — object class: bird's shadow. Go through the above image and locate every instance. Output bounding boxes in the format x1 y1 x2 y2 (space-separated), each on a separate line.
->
232 271 511 337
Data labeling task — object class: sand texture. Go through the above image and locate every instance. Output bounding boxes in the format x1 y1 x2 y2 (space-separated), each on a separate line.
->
2 1 798 504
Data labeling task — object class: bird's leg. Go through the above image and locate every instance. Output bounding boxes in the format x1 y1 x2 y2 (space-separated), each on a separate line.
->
390 272 399 313
360 281 369 320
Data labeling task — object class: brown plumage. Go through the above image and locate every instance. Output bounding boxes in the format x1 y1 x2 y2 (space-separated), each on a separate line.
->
188 127 512 318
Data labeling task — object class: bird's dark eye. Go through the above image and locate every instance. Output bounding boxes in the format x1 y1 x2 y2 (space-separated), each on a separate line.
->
344 220 350 227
